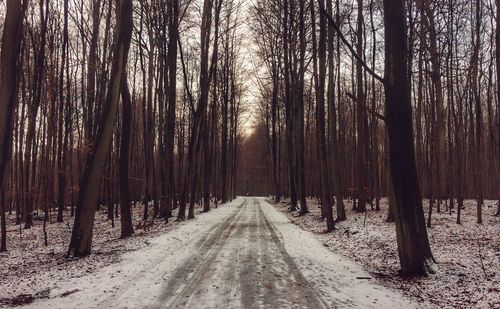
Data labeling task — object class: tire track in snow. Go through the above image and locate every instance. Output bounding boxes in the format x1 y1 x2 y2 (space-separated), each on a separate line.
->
158 199 247 308
238 199 261 308
98 199 246 308
256 198 331 309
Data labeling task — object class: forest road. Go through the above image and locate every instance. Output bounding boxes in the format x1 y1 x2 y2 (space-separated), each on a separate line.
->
156 197 329 309
28 197 418 309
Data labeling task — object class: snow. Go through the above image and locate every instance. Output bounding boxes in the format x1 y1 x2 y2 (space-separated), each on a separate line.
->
1 197 424 308
258 198 421 308
274 197 500 309
0 200 231 307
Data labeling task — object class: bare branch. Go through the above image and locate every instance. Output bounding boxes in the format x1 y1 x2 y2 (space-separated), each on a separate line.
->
317 0 384 84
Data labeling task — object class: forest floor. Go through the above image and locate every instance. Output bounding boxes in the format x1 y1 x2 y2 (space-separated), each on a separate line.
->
0 200 214 307
0 197 420 308
274 198 500 309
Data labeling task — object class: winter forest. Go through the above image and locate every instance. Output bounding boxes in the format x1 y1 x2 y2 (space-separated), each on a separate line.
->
0 0 498 308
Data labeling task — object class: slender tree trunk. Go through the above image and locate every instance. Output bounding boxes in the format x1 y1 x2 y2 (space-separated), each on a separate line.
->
56 0 69 223
327 0 346 221
297 0 308 215
495 0 500 217
221 36 229 204
68 0 133 257
119 76 133 238
24 0 48 229
314 0 334 230
355 0 367 213
165 0 179 219
85 0 102 143
471 0 483 224
418 0 446 206
271 62 281 203
203 0 223 212
283 0 298 212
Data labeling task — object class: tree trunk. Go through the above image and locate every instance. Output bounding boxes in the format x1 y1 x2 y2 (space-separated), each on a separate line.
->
119 76 134 238
56 0 69 223
0 0 25 210
203 0 223 213
24 0 48 229
419 0 446 206
68 0 133 257
495 0 500 218
328 0 346 221
297 0 308 215
355 0 367 213
271 62 281 203
165 0 179 219
471 0 483 224
283 0 298 212
0 189 6 252
383 0 434 276
314 0 334 230
85 0 102 143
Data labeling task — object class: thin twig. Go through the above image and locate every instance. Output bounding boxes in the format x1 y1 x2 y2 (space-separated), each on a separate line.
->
346 92 386 122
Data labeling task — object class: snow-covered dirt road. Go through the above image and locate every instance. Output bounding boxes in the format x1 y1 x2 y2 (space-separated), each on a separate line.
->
26 197 419 308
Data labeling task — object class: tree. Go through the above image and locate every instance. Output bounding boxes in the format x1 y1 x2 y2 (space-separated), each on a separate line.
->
496 0 500 217
327 0 346 221
119 76 134 238
383 0 434 276
0 0 26 252
178 0 214 220
23 0 49 229
354 0 367 213
470 0 483 223
68 0 133 257
416 0 447 211
313 0 335 231
164 0 180 219
56 0 70 223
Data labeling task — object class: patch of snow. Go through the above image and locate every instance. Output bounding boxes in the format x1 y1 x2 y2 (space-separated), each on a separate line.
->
259 198 422 308
273 197 500 309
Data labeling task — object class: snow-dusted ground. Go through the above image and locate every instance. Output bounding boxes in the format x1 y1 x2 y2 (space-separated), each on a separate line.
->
2 197 420 308
274 198 500 309
0 200 218 307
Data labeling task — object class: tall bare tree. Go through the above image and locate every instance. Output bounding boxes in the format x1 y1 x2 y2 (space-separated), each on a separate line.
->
68 0 133 257
0 0 26 252
383 0 434 276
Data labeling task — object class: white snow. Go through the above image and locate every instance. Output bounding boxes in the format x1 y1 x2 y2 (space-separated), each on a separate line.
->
18 198 244 308
258 198 422 308
2 197 422 308
274 197 500 309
